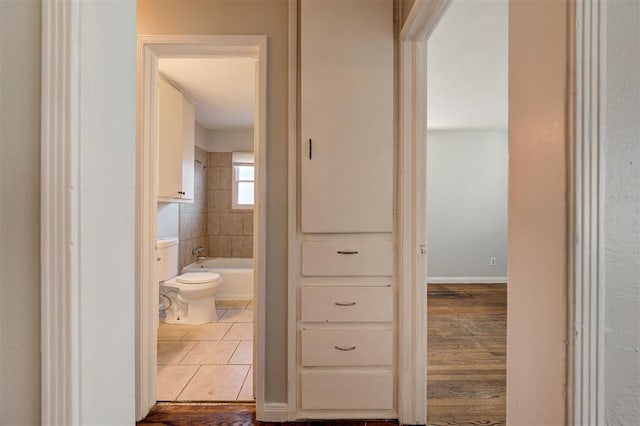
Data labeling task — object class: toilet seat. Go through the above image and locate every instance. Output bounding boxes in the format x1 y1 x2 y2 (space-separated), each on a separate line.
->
177 272 221 284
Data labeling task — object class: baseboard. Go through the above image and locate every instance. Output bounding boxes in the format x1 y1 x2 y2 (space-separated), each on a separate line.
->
428 277 507 284
260 403 289 422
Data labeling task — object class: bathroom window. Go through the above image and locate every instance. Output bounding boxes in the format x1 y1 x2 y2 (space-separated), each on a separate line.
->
232 152 254 210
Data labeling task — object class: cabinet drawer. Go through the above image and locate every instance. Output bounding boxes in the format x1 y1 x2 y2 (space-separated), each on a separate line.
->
302 241 393 276
302 329 392 366
301 372 393 410
301 287 392 322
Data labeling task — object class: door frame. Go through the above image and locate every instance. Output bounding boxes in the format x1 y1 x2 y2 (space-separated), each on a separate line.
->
397 1 452 424
399 0 604 424
135 35 268 420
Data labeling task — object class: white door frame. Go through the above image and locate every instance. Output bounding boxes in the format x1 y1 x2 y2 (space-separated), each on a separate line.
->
135 35 268 420
572 0 605 423
400 0 604 424
397 1 452 424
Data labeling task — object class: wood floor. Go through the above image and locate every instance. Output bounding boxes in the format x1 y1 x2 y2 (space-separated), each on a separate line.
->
137 403 398 426
138 284 506 426
427 284 507 426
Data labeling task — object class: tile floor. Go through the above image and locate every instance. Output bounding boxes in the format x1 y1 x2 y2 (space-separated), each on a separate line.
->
157 300 255 402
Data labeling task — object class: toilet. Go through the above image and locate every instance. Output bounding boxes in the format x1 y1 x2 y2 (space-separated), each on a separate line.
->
156 237 223 324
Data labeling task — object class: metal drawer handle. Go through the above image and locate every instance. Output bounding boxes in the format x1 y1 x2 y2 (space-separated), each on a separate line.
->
334 345 357 351
334 301 356 306
337 250 359 255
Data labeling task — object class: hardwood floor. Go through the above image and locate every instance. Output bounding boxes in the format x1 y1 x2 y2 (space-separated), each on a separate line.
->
427 284 507 426
139 284 506 425
137 402 399 426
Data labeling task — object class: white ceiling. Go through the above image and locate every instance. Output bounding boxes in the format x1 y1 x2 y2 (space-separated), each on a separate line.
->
427 0 508 130
158 57 255 130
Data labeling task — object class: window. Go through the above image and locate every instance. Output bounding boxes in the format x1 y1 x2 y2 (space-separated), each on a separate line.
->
232 152 254 209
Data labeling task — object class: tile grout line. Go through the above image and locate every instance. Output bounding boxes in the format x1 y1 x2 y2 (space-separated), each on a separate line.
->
175 364 202 401
220 320 235 341
234 364 252 401
227 339 242 365
176 341 199 365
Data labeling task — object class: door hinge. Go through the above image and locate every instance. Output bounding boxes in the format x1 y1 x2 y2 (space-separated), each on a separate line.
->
419 244 427 256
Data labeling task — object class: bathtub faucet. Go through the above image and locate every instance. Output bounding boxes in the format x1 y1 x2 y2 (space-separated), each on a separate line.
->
192 246 205 262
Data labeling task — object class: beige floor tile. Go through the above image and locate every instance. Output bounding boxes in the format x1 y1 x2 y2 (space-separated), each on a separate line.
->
157 341 197 365
180 340 240 365
156 365 199 401
182 322 232 340
216 300 250 309
158 323 192 341
223 323 253 341
177 365 249 401
229 340 253 364
218 309 254 323
214 309 227 321
237 366 254 400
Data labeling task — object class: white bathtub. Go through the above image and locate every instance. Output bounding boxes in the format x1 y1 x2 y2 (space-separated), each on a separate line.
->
182 258 253 301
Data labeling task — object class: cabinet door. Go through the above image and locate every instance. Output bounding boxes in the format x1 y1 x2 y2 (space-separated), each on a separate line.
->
181 97 195 201
301 0 394 233
158 77 184 199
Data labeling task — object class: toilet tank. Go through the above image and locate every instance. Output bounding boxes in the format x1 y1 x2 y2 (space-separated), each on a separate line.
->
156 237 179 281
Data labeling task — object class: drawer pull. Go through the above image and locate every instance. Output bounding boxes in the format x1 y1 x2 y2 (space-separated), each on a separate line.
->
337 250 359 255
334 345 357 351
334 301 356 306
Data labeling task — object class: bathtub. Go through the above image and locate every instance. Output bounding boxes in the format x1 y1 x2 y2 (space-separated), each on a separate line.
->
182 258 253 301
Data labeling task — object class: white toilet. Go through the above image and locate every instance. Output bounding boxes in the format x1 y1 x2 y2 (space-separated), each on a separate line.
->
157 238 223 324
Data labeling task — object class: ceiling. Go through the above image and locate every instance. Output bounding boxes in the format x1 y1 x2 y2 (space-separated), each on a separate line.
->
158 57 255 130
427 0 508 130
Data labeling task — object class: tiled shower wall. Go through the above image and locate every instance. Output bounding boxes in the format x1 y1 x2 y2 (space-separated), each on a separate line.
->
178 146 209 270
208 152 253 258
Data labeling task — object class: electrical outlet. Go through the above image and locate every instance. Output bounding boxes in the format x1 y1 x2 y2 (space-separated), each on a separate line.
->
490 257 497 266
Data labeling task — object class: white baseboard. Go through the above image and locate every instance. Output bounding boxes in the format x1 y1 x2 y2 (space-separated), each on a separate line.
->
428 276 507 284
260 403 289 422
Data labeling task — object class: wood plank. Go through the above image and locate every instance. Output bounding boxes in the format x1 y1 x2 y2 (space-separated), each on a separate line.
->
427 283 507 426
137 402 399 425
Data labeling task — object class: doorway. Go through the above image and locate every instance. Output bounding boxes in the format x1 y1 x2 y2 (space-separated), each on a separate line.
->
424 1 508 424
399 0 570 424
135 35 267 419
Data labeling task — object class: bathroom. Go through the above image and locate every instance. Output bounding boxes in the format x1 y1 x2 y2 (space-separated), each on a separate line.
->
154 57 256 402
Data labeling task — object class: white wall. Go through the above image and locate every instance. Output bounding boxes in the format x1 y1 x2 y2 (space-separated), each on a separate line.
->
77 0 137 423
207 128 254 152
137 0 289 402
0 1 41 424
426 130 507 281
157 203 179 239
603 0 640 422
507 0 568 422
195 121 208 150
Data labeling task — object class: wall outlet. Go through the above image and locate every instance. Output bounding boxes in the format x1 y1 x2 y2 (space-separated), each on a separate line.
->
490 257 497 266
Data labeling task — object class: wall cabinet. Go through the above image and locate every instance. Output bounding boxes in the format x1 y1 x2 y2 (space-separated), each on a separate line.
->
298 1 395 418
300 0 394 233
158 76 194 202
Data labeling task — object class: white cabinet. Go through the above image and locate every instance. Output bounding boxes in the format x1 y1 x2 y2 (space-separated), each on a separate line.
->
300 0 394 233
301 372 394 410
297 0 395 419
158 76 194 202
301 240 393 276
301 329 393 366
301 287 393 322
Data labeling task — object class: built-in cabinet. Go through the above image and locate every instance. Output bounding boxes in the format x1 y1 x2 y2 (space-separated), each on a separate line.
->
300 0 394 234
158 76 195 202
298 0 395 419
